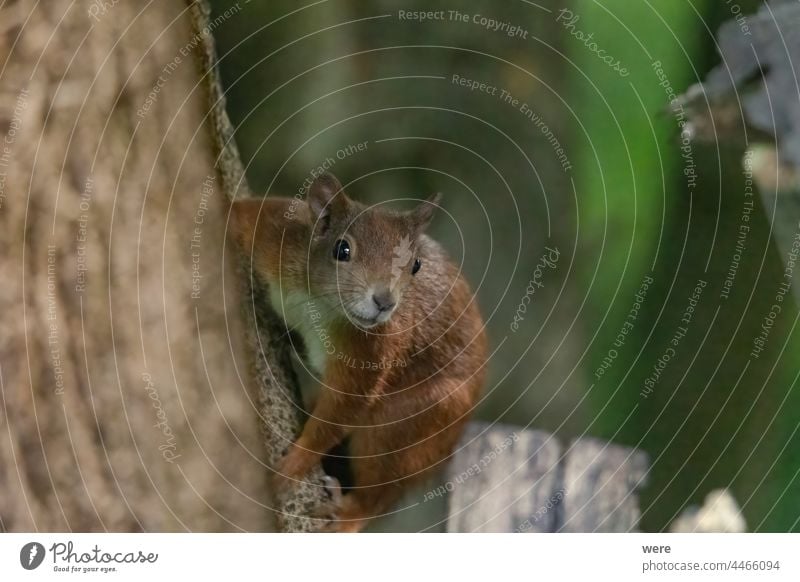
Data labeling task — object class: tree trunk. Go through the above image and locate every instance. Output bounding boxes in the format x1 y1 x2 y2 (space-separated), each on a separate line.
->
0 0 272 531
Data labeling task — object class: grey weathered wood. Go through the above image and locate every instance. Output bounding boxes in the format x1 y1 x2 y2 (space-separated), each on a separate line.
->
677 0 800 304
678 1 800 169
670 489 746 533
446 423 648 532
447 422 562 533
559 437 649 532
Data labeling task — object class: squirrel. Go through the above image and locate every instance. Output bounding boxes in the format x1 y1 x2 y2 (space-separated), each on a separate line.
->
186 0 486 531
228 172 488 532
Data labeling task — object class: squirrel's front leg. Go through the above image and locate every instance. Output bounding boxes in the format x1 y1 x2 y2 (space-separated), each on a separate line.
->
273 389 354 487
273 366 384 492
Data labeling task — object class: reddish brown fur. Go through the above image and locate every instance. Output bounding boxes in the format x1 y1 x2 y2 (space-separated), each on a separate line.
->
229 174 487 532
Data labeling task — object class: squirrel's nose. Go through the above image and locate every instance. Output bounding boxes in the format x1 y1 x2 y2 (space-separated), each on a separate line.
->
372 291 396 312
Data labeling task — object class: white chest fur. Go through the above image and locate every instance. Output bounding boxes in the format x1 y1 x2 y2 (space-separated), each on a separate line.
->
268 285 332 375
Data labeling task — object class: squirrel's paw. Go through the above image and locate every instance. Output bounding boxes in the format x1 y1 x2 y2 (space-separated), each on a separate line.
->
321 475 343 505
310 479 344 529
311 499 341 521
311 494 367 532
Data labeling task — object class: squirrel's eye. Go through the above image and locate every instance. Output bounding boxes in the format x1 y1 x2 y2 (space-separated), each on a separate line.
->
333 239 351 262
412 258 421 275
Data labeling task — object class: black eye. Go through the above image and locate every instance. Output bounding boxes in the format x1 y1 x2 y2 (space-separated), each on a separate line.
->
412 258 421 275
333 239 350 261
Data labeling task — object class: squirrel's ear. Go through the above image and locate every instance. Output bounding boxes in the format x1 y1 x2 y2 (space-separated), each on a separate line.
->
307 172 347 225
411 192 442 232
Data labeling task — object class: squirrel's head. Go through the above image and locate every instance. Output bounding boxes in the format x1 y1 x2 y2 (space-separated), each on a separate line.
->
306 172 441 329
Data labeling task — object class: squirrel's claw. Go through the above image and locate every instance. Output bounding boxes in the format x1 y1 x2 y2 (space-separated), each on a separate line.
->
311 477 343 529
311 492 341 521
321 474 342 504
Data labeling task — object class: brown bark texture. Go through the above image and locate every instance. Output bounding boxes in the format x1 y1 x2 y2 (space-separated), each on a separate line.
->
0 0 276 532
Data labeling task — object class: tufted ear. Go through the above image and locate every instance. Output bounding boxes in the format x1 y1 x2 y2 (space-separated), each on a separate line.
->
410 192 442 232
307 172 350 232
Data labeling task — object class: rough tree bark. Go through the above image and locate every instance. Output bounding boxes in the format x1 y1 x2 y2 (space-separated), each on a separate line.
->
188 0 329 532
0 0 295 531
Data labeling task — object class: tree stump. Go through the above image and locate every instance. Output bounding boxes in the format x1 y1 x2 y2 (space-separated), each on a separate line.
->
446 422 648 532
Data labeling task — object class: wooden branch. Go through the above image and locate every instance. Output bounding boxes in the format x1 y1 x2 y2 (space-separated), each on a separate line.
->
187 0 329 532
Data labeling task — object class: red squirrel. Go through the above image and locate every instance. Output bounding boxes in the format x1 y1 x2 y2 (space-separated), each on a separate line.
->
229 172 488 532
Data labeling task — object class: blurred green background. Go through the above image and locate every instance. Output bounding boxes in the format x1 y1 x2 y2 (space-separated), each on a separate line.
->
210 0 799 532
